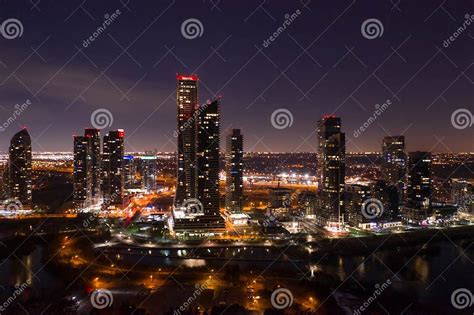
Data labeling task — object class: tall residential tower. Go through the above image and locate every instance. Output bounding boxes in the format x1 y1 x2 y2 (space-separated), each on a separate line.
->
73 135 91 208
173 76 225 231
225 129 244 213
101 130 125 205
382 136 406 199
85 128 101 201
175 75 199 206
197 99 221 216
404 151 432 222
8 128 32 208
317 116 345 227
73 128 102 209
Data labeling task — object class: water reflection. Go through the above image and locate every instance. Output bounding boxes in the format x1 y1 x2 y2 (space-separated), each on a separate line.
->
413 256 429 282
357 257 366 278
11 248 36 287
0 238 471 313
182 259 206 268
337 256 345 281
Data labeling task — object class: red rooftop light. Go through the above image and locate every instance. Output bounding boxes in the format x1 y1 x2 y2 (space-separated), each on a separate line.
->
176 74 198 81
323 114 337 119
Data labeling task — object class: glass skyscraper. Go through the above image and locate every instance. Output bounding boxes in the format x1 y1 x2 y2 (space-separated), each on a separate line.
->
404 151 432 222
8 128 32 208
85 128 101 202
197 99 221 216
101 129 125 205
225 129 244 213
382 136 406 200
73 135 91 209
317 116 345 227
175 74 199 206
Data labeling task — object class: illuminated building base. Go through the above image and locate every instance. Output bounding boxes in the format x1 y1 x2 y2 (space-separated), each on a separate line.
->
225 212 249 226
402 207 428 223
171 206 226 233
358 221 402 230
324 221 348 235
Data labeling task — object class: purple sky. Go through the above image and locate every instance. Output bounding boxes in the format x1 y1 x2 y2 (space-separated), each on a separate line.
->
0 0 472 153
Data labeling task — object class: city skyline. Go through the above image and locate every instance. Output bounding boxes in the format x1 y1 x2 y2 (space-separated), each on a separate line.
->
0 1 472 153
0 74 471 156
0 2 472 314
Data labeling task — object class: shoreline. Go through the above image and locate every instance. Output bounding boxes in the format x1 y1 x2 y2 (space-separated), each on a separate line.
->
1 220 472 259
309 225 474 256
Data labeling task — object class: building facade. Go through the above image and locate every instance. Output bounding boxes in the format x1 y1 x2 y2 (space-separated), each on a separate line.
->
124 155 157 191
372 180 399 220
225 129 244 213
173 76 225 232
404 151 432 222
197 99 221 216
175 74 199 206
101 130 125 205
140 156 157 192
8 129 32 208
382 136 406 200
85 128 101 201
317 116 345 227
451 179 473 214
345 184 371 227
73 136 91 209
123 155 136 189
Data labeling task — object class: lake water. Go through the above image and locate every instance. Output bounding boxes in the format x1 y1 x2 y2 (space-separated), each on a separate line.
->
0 237 472 314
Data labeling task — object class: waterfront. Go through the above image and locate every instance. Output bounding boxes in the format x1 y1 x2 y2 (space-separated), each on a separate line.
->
0 224 472 314
0 0 473 313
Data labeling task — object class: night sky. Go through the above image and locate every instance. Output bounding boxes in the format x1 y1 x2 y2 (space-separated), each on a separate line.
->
0 0 472 153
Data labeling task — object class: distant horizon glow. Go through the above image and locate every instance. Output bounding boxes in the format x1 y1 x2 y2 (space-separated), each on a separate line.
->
0 1 471 152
